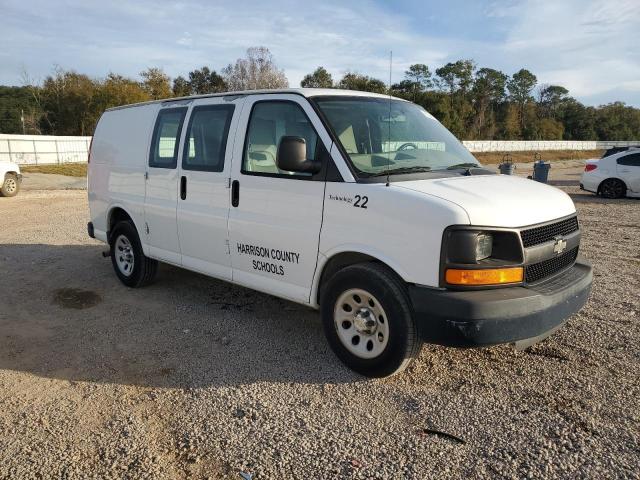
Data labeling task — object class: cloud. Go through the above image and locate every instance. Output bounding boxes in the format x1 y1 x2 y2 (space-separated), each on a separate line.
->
177 32 192 47
0 0 638 105
492 0 640 103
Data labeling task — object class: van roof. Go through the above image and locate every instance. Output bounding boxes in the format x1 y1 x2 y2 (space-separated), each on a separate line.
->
105 88 405 112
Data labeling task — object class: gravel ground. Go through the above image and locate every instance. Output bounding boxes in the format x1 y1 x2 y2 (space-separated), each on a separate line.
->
0 188 638 479
20 172 86 191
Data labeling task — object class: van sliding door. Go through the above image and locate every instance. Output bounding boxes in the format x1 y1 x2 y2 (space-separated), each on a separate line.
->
144 106 187 264
176 97 244 279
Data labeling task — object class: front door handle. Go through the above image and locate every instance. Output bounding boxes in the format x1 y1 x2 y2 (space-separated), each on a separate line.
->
231 180 239 207
180 176 187 200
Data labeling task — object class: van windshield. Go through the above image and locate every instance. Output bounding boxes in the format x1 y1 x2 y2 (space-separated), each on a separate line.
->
314 96 480 177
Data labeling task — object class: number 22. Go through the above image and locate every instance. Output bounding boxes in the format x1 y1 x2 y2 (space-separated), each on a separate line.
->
353 195 368 209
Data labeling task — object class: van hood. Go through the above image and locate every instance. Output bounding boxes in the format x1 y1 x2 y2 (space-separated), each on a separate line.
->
396 174 576 228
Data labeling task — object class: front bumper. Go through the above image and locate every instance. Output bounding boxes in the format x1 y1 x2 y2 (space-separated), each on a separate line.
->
409 258 592 347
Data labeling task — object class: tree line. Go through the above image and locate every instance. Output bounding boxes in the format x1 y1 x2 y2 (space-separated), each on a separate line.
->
1 47 638 140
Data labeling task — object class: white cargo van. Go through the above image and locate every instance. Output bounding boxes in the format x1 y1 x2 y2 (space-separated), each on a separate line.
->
88 89 592 377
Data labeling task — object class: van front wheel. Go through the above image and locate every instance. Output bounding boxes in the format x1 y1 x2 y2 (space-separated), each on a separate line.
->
110 221 158 288
321 263 422 377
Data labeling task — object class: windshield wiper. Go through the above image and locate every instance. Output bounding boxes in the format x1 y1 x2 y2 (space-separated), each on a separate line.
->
445 163 480 170
369 166 432 177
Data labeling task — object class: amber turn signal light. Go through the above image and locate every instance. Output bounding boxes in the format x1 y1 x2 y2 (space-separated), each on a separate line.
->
445 267 524 285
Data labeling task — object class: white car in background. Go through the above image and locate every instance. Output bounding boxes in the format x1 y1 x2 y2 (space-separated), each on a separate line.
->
581 149 640 199
0 161 22 197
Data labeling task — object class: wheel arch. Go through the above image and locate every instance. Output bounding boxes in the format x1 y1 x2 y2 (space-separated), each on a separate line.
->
311 248 410 308
597 177 627 195
106 205 140 239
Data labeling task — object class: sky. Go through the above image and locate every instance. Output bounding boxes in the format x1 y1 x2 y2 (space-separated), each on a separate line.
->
1 0 639 106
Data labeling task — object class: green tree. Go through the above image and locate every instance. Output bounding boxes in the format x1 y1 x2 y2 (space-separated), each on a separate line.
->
507 69 537 131
435 60 475 99
400 64 432 101
594 102 640 140
0 86 40 133
36 68 99 135
537 84 569 119
300 67 333 88
433 60 475 137
188 66 227 94
140 67 172 100
558 99 596 140
7 57 640 141
337 73 387 94
98 73 150 109
535 117 564 139
472 68 507 138
172 76 191 97
500 103 522 139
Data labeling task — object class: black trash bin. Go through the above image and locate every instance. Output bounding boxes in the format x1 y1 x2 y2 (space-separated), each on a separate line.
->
498 153 515 175
532 154 551 183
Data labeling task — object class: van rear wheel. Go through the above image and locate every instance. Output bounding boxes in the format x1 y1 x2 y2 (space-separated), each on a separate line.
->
321 263 422 377
110 221 158 287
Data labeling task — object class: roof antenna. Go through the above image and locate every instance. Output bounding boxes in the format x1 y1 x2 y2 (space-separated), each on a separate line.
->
386 50 392 187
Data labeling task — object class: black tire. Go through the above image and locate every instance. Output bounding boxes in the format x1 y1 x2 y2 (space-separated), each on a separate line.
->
109 220 158 288
0 173 20 197
599 178 626 199
320 263 422 377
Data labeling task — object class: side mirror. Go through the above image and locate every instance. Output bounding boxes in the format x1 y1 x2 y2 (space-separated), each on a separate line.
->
276 136 322 174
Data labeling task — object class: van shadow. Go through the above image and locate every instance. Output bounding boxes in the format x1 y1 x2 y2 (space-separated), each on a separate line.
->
0 244 361 388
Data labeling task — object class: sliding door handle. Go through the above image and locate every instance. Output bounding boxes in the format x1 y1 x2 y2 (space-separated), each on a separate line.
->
231 180 240 207
180 176 187 200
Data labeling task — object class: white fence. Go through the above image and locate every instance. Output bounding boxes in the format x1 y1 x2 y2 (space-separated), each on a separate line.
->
0 134 91 164
1 135 639 165
463 140 640 152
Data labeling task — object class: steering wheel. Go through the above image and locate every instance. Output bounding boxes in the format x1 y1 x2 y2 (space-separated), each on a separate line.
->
398 143 418 151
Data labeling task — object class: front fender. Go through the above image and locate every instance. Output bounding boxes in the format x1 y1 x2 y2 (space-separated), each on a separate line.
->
1 162 21 177
310 244 412 309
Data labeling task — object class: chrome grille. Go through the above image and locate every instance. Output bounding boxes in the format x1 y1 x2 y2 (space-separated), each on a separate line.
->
520 216 579 248
525 247 579 284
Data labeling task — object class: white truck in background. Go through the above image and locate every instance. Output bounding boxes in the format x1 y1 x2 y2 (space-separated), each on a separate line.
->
0 161 21 197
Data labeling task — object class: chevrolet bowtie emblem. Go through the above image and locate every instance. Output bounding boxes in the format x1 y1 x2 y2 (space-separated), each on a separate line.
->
553 236 567 255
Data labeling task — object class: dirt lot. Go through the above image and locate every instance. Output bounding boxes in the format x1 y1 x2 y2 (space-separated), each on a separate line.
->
0 188 638 479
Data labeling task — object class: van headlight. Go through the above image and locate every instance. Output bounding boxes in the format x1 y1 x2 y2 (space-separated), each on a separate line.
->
475 233 493 261
445 230 499 264
442 228 524 287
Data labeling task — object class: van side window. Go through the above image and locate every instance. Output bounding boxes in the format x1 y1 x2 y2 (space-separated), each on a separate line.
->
183 105 235 172
617 153 640 167
243 101 319 176
149 107 187 169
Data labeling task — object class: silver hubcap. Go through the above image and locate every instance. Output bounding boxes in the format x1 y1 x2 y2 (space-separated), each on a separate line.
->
4 178 17 193
114 235 135 277
334 288 389 359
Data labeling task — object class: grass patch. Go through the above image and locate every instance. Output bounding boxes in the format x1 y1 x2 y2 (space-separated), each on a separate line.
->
21 163 88 177
473 150 604 164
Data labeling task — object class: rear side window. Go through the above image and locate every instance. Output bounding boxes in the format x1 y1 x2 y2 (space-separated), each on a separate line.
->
149 107 187 169
617 153 640 167
242 101 319 176
183 105 235 172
